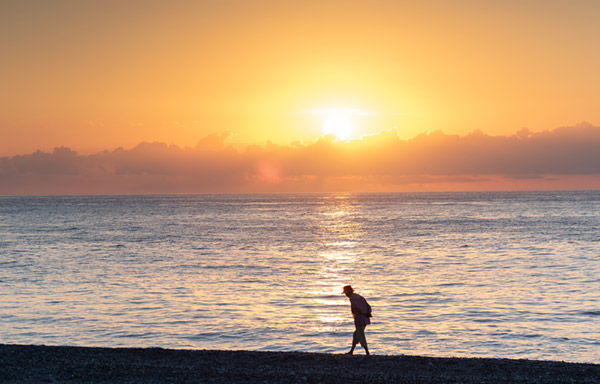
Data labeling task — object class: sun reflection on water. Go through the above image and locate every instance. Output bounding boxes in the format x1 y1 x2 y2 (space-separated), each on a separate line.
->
308 193 369 338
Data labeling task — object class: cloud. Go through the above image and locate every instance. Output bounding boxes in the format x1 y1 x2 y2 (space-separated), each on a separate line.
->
1 123 600 194
4 147 81 176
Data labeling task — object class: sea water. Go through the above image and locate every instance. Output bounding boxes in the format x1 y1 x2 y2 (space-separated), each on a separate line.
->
1 191 600 363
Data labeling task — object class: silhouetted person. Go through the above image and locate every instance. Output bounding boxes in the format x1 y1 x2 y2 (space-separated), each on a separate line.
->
343 285 371 355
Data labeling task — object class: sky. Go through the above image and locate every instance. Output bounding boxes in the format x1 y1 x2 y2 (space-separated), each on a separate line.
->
2 0 600 193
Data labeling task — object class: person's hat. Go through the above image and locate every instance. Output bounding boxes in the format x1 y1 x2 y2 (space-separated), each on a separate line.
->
342 285 354 294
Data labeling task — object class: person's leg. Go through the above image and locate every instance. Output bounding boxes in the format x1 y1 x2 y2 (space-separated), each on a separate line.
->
347 327 359 354
355 325 370 355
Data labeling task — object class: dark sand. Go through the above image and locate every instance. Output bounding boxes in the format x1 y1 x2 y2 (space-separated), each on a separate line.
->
1 344 599 383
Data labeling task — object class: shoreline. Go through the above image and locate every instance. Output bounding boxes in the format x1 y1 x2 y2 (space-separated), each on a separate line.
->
2 344 600 383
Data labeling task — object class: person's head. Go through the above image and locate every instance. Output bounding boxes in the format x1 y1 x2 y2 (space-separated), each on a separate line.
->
342 285 354 297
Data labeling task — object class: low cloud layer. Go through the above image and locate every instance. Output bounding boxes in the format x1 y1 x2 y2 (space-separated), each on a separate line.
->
2 123 600 194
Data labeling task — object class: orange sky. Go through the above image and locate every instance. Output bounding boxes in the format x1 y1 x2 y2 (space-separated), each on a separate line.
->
2 1 600 193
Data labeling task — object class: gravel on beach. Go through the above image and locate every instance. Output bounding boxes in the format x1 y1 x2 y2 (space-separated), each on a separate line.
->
1 344 599 383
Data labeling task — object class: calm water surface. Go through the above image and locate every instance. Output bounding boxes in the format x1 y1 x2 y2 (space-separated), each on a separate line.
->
1 191 600 362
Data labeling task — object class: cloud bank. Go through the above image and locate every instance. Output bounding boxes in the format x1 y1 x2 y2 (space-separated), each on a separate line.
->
2 123 600 194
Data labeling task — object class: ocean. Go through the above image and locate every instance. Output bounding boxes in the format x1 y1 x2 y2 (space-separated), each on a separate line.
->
1 191 599 363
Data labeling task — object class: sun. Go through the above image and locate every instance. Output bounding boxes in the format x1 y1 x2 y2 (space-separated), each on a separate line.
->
307 108 372 141
322 112 354 140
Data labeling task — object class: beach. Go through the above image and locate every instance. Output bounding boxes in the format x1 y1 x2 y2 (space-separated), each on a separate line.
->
1 344 599 383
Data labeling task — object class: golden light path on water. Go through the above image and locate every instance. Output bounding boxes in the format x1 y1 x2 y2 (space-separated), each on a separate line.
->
311 195 356 332
307 194 373 343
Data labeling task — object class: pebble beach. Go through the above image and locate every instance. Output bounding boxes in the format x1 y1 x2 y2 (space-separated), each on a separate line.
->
2 344 600 383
